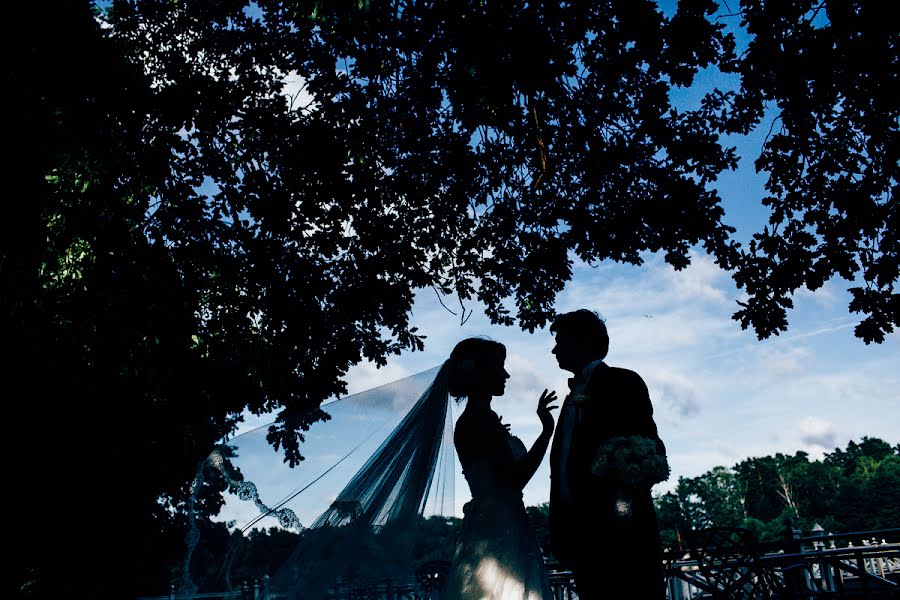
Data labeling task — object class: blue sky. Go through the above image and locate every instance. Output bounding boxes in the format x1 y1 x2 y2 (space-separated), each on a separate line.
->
212 2 898 523
227 244 898 522
226 245 898 524
330 250 899 515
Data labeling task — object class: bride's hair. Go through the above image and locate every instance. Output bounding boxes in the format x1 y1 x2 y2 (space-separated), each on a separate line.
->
446 337 506 398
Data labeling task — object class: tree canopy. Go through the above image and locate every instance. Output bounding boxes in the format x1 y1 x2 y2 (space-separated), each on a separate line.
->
4 0 897 597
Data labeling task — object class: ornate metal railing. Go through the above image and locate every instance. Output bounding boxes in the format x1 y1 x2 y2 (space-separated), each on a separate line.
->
665 528 900 599
140 528 900 600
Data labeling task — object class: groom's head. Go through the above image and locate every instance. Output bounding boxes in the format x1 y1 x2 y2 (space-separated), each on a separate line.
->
550 309 609 373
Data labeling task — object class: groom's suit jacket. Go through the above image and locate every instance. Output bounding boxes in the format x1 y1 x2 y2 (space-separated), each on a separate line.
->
548 362 666 567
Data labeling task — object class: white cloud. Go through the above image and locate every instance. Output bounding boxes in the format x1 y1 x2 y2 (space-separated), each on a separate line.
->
558 251 744 362
645 367 702 419
659 251 731 305
756 345 815 379
797 416 839 450
794 282 839 308
344 360 410 396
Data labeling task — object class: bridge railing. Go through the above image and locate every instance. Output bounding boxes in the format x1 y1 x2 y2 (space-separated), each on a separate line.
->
140 528 900 600
664 527 900 599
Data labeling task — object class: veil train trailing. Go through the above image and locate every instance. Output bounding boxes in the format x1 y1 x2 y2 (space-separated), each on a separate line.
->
181 364 455 598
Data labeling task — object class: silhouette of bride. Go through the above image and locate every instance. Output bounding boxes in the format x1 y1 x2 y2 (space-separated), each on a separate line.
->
442 338 557 600
182 338 556 599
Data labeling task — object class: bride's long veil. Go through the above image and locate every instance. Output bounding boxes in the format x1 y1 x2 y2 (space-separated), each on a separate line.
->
181 364 455 598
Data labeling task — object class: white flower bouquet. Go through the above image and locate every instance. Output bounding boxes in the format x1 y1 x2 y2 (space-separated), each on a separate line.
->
591 435 670 486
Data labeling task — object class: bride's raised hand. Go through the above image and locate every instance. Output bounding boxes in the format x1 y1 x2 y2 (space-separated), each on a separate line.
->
537 389 558 432
498 415 512 434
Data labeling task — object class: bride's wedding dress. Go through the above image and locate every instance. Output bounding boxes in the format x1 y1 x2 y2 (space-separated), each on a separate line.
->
443 405 552 600
183 362 552 599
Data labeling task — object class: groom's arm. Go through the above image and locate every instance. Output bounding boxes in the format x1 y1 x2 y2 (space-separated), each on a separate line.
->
616 369 666 455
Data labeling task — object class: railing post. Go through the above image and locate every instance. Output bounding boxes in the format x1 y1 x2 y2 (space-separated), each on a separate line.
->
855 552 871 597
809 523 831 591
863 538 875 575
823 531 837 591
877 539 888 579
783 517 806 594
169 583 176 600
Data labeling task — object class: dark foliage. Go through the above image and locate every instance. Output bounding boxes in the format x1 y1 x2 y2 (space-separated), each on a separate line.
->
526 502 552 557
3 1 896 597
728 0 899 344
412 515 463 569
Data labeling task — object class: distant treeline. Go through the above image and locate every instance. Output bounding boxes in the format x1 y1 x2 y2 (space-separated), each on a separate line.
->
654 436 900 547
180 437 897 590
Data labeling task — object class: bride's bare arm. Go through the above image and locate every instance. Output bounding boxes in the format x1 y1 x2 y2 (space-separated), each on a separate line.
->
515 390 558 489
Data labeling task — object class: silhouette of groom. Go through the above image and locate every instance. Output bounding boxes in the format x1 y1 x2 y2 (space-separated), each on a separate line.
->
549 310 666 599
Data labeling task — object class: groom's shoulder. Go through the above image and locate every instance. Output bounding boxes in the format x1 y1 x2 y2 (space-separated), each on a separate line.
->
600 365 649 391
604 364 645 381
